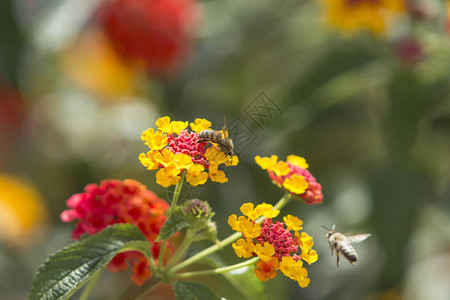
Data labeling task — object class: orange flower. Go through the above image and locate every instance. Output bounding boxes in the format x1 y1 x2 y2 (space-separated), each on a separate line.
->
255 258 279 281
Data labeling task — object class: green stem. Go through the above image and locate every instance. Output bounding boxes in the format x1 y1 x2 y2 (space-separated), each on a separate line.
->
170 193 292 273
169 170 186 215
170 231 242 273
171 257 259 279
157 241 167 270
164 228 194 271
158 171 186 269
80 269 104 300
273 192 292 211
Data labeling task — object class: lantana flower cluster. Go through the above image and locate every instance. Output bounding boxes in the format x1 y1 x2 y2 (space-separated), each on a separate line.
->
139 116 238 187
60 179 170 285
255 155 323 204
228 203 318 287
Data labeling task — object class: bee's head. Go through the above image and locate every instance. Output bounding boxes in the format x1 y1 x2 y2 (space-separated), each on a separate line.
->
322 224 336 237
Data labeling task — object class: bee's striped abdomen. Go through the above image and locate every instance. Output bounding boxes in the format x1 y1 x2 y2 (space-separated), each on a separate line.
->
340 244 357 264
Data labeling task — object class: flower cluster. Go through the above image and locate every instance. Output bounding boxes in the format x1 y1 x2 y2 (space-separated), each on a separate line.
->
60 179 170 286
228 203 318 287
321 0 405 35
139 116 238 187
255 155 323 205
96 0 199 76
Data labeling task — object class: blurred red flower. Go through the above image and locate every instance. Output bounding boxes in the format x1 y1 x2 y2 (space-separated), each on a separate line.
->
96 0 199 77
61 179 171 285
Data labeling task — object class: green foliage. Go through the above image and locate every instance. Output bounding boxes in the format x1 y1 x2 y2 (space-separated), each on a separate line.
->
29 224 151 300
173 281 221 300
156 213 191 242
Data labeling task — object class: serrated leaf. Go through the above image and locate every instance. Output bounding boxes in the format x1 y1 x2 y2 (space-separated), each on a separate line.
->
156 213 190 242
29 224 151 300
173 281 221 300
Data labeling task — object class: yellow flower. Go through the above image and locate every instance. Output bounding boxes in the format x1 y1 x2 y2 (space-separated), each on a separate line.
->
227 214 240 231
287 155 309 169
283 215 303 231
293 267 310 288
301 249 319 265
186 164 208 186
155 166 181 187
255 258 279 282
138 151 159 170
279 256 303 280
322 0 405 35
282 174 309 195
273 161 290 176
173 153 194 170
257 203 280 219
190 118 212 133
295 231 318 265
228 214 261 238
255 155 278 171
240 203 260 221
155 116 188 135
254 242 275 262
232 238 255 258
208 162 228 183
0 174 47 246
154 148 175 168
225 155 239 167
295 231 314 250
239 219 261 239
141 128 168 151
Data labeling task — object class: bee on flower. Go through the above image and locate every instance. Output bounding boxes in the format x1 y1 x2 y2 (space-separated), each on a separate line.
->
255 155 323 204
228 203 318 287
139 116 239 187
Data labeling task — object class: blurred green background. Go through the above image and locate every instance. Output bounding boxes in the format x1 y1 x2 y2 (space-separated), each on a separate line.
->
1 0 450 299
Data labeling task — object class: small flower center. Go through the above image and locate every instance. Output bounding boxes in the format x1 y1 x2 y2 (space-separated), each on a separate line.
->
166 130 208 165
256 219 298 260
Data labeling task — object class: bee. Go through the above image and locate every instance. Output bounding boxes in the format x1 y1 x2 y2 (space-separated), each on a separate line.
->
197 117 234 156
322 225 371 267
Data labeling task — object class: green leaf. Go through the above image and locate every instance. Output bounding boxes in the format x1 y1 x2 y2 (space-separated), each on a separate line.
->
156 213 190 242
29 224 151 300
173 281 221 300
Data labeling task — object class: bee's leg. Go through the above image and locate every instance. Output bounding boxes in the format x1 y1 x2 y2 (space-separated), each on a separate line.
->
336 252 340 268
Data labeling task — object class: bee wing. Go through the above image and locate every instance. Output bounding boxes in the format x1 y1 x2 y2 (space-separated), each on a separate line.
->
222 116 229 138
347 234 371 244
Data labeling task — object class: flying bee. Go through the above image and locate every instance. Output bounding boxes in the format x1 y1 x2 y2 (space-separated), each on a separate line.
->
197 117 234 156
322 225 371 267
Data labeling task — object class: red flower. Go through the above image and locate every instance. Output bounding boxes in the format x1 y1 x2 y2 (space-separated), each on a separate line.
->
256 219 298 261
61 179 170 285
96 0 199 77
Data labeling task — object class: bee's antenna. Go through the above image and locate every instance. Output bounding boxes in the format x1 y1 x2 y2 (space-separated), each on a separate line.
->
321 225 331 231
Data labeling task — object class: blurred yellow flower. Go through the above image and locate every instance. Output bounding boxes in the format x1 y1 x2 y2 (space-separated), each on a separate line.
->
0 174 47 246
321 0 405 35
60 29 139 100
